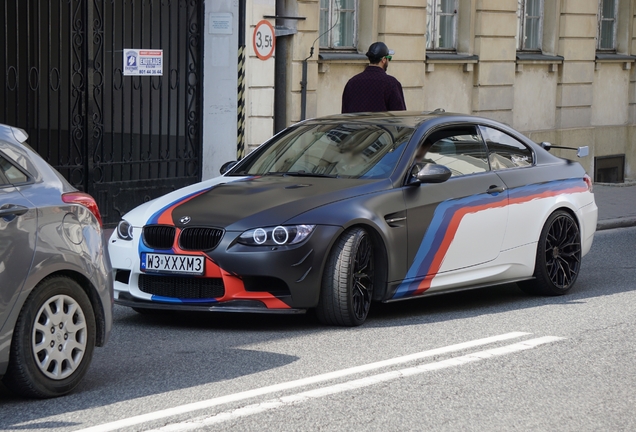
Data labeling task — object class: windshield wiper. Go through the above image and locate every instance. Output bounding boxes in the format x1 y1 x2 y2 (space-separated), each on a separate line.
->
285 171 337 178
264 171 338 178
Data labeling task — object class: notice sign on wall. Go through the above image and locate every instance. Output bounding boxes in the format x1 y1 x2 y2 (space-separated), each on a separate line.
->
123 49 163 76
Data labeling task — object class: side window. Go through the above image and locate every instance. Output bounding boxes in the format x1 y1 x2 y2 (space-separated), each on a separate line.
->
479 126 533 170
420 126 489 177
0 155 29 184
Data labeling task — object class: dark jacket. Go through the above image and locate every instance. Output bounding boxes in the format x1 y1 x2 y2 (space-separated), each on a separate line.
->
341 66 407 113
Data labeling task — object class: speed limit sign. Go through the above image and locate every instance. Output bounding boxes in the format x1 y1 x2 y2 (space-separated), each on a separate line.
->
253 20 276 60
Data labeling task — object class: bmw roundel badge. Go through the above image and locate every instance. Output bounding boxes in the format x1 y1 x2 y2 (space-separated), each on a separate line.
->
180 216 191 224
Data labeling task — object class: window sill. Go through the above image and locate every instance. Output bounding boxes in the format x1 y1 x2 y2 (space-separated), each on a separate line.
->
515 53 564 73
318 52 367 61
595 53 636 70
318 52 368 73
425 53 479 73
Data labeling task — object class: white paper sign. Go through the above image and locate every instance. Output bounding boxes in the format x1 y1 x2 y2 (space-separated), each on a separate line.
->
123 49 163 76
210 13 233 34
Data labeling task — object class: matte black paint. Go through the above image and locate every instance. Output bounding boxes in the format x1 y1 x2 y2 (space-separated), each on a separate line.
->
127 112 593 312
171 177 393 230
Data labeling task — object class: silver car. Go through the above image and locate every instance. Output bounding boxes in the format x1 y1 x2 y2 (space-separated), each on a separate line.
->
0 124 112 398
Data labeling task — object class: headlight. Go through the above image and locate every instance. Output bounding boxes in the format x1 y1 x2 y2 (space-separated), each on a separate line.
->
117 220 134 240
238 225 315 246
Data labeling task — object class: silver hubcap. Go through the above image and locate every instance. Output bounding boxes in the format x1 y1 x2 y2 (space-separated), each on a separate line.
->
32 295 87 380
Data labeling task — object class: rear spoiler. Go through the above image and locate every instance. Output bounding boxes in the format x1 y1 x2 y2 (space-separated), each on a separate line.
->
540 142 589 158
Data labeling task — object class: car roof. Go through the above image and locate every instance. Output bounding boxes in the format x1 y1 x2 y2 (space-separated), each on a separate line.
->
298 111 513 130
0 122 73 187
298 112 569 167
300 111 443 128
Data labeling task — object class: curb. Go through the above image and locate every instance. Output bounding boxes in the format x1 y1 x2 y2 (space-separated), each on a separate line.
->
596 216 636 231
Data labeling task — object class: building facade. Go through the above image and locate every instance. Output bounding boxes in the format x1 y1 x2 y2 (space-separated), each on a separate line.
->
241 0 635 183
1 0 633 225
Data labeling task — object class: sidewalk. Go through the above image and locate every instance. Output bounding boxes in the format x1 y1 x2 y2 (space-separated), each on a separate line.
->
594 181 636 231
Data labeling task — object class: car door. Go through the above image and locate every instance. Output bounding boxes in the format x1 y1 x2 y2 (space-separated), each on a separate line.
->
478 125 539 251
395 125 509 298
0 153 37 329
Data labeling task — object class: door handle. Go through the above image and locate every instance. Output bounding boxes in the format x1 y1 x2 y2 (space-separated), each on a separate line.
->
487 185 506 195
0 204 29 217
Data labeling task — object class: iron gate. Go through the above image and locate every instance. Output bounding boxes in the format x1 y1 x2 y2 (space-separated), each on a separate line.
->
0 0 203 226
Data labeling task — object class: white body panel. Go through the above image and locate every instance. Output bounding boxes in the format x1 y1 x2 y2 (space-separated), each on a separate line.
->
437 207 508 272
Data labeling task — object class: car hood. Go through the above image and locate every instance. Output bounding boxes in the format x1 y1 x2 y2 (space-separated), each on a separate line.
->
124 175 391 230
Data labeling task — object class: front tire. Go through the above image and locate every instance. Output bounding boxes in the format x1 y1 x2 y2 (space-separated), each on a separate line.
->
317 228 374 326
519 210 582 296
2 276 96 398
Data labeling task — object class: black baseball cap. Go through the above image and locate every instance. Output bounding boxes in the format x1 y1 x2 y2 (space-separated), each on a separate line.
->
366 42 395 62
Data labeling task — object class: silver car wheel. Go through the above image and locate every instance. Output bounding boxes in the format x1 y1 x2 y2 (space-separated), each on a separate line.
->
32 294 88 380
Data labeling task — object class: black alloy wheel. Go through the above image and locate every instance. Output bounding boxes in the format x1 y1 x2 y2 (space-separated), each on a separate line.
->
317 227 375 326
519 210 582 296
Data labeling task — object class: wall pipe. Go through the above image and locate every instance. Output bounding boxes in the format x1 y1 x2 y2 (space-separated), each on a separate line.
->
300 47 314 121
273 0 288 134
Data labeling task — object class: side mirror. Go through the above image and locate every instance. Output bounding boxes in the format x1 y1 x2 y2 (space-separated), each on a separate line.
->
409 163 452 185
220 161 238 175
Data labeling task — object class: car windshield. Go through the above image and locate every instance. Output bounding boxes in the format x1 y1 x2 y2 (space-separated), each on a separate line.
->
231 123 415 179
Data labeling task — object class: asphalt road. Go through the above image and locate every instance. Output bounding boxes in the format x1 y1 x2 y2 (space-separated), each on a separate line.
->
1 226 635 431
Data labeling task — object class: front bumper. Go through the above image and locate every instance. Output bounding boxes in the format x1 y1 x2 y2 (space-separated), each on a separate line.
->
109 224 343 311
115 292 306 314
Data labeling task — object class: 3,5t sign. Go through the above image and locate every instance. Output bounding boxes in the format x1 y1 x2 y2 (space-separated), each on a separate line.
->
253 20 276 60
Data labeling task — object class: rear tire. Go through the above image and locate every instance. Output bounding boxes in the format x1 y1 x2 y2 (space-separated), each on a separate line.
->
2 276 96 398
316 228 374 326
519 210 581 296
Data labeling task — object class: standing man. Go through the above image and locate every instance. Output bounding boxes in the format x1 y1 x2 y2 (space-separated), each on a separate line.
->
341 42 407 113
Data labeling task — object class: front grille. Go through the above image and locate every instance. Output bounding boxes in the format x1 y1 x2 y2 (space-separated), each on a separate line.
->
138 274 225 299
179 227 224 250
143 225 176 249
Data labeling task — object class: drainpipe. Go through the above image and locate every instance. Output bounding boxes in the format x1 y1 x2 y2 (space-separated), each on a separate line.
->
273 0 288 134
300 47 314 121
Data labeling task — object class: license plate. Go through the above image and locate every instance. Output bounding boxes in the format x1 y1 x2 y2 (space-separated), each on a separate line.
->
141 253 205 275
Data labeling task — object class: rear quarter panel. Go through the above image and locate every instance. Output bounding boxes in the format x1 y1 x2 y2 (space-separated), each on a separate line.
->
495 162 594 251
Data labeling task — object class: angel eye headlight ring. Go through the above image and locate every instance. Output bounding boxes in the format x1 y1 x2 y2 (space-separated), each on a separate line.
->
238 225 316 246
272 226 289 245
253 228 267 244
117 220 133 240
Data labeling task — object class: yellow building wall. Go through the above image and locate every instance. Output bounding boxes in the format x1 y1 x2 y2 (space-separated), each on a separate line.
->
243 0 636 180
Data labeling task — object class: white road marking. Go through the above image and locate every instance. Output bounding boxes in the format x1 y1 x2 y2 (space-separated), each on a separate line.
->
75 332 531 432
151 336 564 431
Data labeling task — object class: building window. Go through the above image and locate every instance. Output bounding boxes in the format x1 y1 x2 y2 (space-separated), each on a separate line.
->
598 0 617 50
319 0 357 49
426 0 458 50
517 0 543 51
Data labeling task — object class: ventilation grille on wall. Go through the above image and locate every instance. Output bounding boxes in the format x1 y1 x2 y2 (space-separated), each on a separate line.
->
595 155 625 183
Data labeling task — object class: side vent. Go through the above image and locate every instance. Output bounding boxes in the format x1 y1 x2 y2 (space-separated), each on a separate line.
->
385 211 407 228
